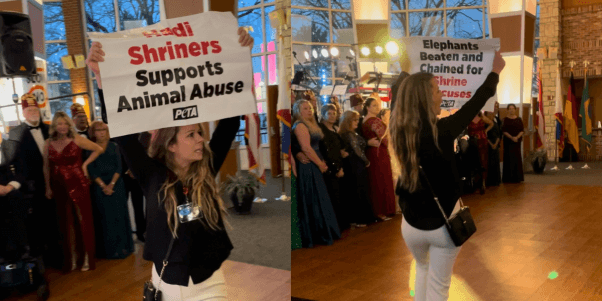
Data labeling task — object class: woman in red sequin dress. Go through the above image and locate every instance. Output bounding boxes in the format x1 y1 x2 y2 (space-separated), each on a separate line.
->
466 112 493 193
361 97 396 220
44 111 104 272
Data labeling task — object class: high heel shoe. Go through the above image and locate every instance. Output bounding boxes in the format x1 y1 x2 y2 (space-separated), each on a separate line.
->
81 253 89 272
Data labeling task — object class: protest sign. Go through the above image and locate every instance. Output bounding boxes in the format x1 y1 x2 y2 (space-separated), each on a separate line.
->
401 37 500 112
88 12 256 137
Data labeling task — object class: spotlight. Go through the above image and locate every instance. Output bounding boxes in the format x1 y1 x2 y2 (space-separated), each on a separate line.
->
375 46 383 54
304 51 309 60
330 47 339 57
386 41 399 56
321 49 329 58
349 49 355 56
312 49 318 59
361 47 370 56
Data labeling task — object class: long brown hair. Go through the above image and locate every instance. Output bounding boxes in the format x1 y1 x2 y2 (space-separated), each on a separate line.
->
361 97 377 116
148 125 226 237
389 73 440 193
49 111 77 141
338 110 359 135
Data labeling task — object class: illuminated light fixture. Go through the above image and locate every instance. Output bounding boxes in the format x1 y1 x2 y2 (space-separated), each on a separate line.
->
349 49 355 56
304 51 309 60
361 47 370 56
321 49 329 58
375 46 383 54
312 49 318 59
386 41 399 56
75 96 85 105
330 47 339 57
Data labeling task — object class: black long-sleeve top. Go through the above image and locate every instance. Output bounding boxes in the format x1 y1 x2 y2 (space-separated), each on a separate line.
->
318 123 345 175
396 73 499 230
98 90 240 286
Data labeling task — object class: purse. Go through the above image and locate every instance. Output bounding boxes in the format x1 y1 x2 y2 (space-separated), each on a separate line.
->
419 166 477 246
143 237 175 301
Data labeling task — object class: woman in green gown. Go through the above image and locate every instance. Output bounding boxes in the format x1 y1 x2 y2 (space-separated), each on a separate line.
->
291 157 302 250
86 121 134 259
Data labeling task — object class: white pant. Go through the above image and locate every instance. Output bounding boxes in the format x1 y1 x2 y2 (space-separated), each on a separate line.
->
401 201 462 301
151 264 227 301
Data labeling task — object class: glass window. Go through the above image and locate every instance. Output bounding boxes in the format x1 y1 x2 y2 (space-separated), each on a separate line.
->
447 0 483 8
292 0 328 8
48 83 73 117
238 8 264 54
44 2 66 41
484 8 489 38
268 54 278 85
84 0 117 33
409 11 444 36
331 0 352 10
535 4 540 37
332 12 353 44
265 6 277 49
46 43 70 81
391 0 406 11
446 9 484 39
291 9 330 43
408 0 443 10
391 13 408 38
118 0 161 31
252 56 266 100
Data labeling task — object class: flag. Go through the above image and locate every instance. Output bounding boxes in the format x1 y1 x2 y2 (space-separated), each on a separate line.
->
535 66 546 149
554 66 564 156
564 71 580 153
580 72 592 151
245 86 266 185
277 41 291 165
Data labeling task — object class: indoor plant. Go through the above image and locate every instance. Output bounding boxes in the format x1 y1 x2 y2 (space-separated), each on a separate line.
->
223 171 260 214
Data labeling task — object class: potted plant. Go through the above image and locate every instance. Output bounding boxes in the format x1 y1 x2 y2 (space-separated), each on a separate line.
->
223 171 260 214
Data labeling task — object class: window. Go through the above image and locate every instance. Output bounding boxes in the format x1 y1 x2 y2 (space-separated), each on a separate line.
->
44 0 73 117
236 0 278 146
84 0 161 119
292 0 354 108
533 2 540 97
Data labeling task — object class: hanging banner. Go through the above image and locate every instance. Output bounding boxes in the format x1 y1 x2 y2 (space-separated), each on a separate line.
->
88 11 256 137
401 37 500 112
27 59 52 123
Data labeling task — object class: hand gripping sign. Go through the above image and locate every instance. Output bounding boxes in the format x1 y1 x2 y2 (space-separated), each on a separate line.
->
88 12 256 137
400 37 500 112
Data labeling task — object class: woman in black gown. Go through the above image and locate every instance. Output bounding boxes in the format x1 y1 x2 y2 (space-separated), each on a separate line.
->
339 111 376 227
502 104 525 183
318 104 349 231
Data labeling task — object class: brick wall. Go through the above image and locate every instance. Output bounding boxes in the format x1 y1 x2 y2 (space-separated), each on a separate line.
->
62 0 91 119
539 0 563 158
561 5 602 78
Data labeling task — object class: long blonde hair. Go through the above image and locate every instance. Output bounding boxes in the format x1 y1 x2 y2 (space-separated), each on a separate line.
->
49 111 77 140
389 73 440 193
293 100 323 138
148 124 226 237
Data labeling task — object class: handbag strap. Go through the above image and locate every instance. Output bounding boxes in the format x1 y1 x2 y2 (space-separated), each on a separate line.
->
418 166 464 227
154 236 176 299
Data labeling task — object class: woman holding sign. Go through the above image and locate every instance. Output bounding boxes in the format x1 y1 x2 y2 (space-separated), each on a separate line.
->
86 27 253 299
390 51 505 301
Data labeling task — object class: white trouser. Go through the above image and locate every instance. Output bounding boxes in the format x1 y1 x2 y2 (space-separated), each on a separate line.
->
151 264 227 301
401 201 462 301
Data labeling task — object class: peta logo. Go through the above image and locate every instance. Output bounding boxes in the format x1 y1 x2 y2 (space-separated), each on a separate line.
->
173 105 199 120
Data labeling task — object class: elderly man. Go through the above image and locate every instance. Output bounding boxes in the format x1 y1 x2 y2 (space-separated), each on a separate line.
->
8 94 61 268
70 103 90 139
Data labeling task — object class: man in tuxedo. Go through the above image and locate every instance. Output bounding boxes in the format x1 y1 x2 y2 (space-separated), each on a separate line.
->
8 94 60 267
70 103 90 139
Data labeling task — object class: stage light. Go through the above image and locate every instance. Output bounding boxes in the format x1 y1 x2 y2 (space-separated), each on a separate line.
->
312 49 318 59
386 41 399 56
330 47 339 57
361 47 370 56
349 49 355 56
375 46 383 54
321 49 329 58
304 51 309 60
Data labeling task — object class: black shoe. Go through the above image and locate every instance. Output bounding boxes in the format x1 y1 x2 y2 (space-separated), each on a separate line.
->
136 233 146 243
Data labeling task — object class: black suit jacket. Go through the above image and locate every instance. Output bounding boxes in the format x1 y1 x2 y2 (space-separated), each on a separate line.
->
8 121 49 194
0 140 26 189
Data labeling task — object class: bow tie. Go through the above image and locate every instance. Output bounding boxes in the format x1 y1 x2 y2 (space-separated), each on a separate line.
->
28 125 41 130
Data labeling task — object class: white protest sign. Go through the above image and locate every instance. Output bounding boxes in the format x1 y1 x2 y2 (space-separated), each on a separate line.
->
88 12 256 137
401 37 500 112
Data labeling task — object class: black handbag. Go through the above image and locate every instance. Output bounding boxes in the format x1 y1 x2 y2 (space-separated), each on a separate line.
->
419 166 477 246
143 237 175 301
